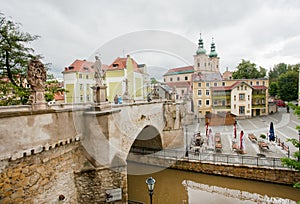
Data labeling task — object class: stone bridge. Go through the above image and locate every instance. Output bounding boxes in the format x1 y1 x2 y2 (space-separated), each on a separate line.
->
0 101 187 203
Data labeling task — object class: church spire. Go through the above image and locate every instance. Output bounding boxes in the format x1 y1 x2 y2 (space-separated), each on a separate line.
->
196 33 206 55
209 37 218 58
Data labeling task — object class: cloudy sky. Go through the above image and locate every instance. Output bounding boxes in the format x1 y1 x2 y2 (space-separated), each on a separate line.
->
1 0 300 79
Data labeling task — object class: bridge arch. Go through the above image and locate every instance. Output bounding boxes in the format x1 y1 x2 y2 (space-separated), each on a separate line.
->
130 125 163 150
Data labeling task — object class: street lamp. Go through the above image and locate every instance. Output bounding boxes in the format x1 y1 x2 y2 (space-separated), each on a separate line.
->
146 177 156 204
185 125 189 157
298 130 300 162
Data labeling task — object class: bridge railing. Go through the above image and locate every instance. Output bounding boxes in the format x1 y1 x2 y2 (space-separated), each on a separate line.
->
129 147 291 169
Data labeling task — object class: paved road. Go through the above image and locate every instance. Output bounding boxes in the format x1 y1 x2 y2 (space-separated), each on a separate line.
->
186 108 300 159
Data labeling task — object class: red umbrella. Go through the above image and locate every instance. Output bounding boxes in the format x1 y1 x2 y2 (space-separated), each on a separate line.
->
234 121 237 139
240 130 244 150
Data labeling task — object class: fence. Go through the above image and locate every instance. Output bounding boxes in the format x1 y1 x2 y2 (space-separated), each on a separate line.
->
129 147 290 169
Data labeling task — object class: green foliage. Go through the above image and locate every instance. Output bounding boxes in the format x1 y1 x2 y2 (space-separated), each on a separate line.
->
260 134 266 139
277 71 299 102
0 13 40 87
232 59 266 79
268 63 288 83
269 82 278 97
150 77 159 84
281 103 300 190
0 82 30 105
0 13 41 105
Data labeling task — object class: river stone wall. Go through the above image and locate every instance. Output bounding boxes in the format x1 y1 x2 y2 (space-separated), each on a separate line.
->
128 153 300 185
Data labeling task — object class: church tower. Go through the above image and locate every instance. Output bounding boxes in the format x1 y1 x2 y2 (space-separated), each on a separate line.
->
194 34 220 73
208 37 220 72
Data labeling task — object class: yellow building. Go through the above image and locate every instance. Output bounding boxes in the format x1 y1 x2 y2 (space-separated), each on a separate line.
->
63 59 103 103
62 55 150 104
106 55 150 102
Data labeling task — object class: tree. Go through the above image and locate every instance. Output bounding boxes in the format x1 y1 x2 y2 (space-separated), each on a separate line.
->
232 59 266 79
269 82 278 97
268 63 288 83
281 103 300 189
150 77 159 84
0 13 41 104
277 71 298 102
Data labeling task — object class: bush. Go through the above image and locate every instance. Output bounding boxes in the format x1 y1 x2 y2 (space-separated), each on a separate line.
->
260 134 266 139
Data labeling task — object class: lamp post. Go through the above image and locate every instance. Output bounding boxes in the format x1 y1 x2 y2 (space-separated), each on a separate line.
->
185 125 189 157
298 130 300 162
146 177 156 204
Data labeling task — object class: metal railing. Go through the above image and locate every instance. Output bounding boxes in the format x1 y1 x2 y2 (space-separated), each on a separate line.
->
129 147 291 169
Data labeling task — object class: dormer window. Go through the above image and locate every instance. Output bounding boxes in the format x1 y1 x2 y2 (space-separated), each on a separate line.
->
68 66 74 70
113 64 119 68
83 67 89 70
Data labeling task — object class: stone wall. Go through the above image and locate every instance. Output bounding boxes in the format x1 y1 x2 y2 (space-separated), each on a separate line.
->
128 154 300 185
0 142 81 204
75 166 128 204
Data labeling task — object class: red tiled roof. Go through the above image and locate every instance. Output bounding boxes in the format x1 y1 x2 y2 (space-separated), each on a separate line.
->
107 57 142 73
54 92 64 100
163 66 194 76
252 85 267 90
63 59 108 73
165 81 191 88
211 81 240 91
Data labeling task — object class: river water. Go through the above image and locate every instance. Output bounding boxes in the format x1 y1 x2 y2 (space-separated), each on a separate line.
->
127 162 300 204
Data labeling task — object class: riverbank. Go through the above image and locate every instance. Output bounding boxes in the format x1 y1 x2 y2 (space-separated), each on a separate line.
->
127 153 300 186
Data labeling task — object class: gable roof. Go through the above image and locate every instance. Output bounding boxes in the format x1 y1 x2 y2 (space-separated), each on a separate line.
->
211 81 267 91
63 59 108 73
163 66 194 76
106 56 143 74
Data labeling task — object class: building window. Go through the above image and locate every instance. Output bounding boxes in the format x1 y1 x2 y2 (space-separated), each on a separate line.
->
177 77 180 81
197 62 200 67
250 81 253 85
237 86 239 91
206 90 210 96
198 83 201 87
80 84 83 90
87 95 90 101
263 81 265 85
239 106 245 114
239 93 245 100
222 82 225 86
234 104 236 109
245 86 247 90
170 77 173 82
181 90 184 94
80 95 83 102
164 78 166 82
86 84 90 90
86 75 89 79
256 81 259 85
198 100 202 106
248 95 250 100
214 82 217 86
206 100 210 106
185 76 188 80
206 82 209 87
241 85 243 90
248 104 250 108
198 90 202 96
79 74 82 79
234 95 236 101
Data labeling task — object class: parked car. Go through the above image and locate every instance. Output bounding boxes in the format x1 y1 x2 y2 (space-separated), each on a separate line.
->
274 100 286 107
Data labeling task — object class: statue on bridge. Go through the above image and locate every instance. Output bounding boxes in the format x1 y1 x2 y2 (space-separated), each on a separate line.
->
27 59 47 105
94 55 105 86
92 55 108 105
